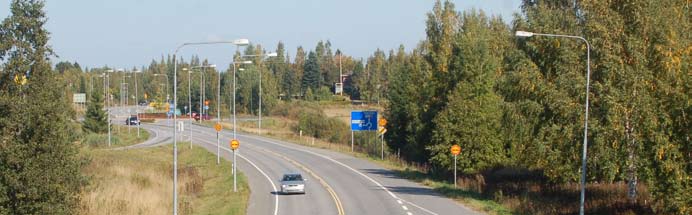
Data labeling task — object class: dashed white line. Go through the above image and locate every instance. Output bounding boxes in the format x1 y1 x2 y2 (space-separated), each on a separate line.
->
407 212 414 215
197 137 279 215
403 205 409 210
241 134 440 215
397 200 403 204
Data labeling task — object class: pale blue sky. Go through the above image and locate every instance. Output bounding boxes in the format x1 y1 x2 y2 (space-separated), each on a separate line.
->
1 0 521 70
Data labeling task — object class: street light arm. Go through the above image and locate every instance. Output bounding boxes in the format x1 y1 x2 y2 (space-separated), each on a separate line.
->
176 41 250 54
242 52 278 58
528 33 590 49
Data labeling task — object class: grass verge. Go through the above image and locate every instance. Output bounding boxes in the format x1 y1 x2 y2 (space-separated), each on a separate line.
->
81 125 150 148
79 127 249 215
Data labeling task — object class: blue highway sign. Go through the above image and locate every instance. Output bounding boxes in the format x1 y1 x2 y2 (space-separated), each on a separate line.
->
351 111 378 131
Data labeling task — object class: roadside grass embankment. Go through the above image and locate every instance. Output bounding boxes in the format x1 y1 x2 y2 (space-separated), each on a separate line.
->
81 125 150 148
78 125 249 215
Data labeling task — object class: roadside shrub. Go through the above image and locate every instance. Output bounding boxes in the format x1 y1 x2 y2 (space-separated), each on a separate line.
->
294 109 350 144
272 101 322 120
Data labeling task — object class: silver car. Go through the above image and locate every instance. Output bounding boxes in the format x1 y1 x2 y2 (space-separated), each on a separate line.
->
280 173 306 194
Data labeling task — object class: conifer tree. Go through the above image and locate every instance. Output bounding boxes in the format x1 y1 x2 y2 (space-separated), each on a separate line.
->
82 87 107 133
0 1 85 213
302 51 320 94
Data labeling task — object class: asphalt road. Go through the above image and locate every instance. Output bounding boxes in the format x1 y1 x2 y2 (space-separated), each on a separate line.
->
113 105 479 215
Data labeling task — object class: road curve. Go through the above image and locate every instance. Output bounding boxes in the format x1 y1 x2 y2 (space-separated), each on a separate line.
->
143 121 338 215
142 118 479 215
198 122 477 215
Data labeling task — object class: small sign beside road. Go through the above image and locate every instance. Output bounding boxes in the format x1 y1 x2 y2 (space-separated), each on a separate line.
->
214 123 222 132
378 118 387 127
451 145 461 156
73 93 86 103
451 144 461 188
230 139 239 150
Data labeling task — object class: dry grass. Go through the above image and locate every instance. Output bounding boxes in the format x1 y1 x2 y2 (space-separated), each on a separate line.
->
79 144 249 215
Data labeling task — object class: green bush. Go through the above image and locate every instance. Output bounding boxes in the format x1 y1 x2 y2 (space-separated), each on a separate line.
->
294 108 350 145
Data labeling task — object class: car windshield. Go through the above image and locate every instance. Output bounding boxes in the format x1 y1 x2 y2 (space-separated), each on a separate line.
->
282 174 303 181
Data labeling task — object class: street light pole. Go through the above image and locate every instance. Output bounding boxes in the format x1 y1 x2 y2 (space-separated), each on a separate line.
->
170 40 249 214
241 52 277 135
185 67 192 144
200 70 205 123
516 30 591 215
188 64 218 158
232 61 237 192
231 61 253 139
107 72 111 147
153 74 170 126
231 60 251 193
102 70 112 147
121 75 131 134
134 70 140 137
214 64 220 164
121 82 130 133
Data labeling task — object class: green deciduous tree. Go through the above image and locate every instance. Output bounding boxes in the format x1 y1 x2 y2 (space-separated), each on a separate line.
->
429 11 508 174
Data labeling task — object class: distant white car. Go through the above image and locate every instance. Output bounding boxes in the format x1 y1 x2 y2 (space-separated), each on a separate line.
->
280 173 306 194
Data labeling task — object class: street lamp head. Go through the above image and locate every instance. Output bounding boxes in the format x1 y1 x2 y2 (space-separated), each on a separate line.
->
182 68 188 71
241 60 252 64
515 31 534 37
209 64 217 68
238 68 245 71
233 39 250 46
266 52 278 57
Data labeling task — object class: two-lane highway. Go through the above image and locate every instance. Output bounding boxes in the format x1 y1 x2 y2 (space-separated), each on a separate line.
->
142 122 339 215
141 119 479 215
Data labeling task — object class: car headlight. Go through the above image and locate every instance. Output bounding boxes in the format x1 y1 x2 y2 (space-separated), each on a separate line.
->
281 185 287 188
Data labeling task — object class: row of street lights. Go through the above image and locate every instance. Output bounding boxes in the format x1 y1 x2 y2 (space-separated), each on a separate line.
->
170 39 251 215
107 31 588 215
164 40 277 214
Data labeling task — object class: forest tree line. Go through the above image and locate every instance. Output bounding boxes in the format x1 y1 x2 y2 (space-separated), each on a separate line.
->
45 0 692 213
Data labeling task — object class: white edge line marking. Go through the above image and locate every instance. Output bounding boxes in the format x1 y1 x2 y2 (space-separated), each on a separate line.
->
197 138 279 215
241 134 440 215
192 127 344 214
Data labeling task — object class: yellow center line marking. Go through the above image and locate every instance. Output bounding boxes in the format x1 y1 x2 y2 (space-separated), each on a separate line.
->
254 147 345 215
